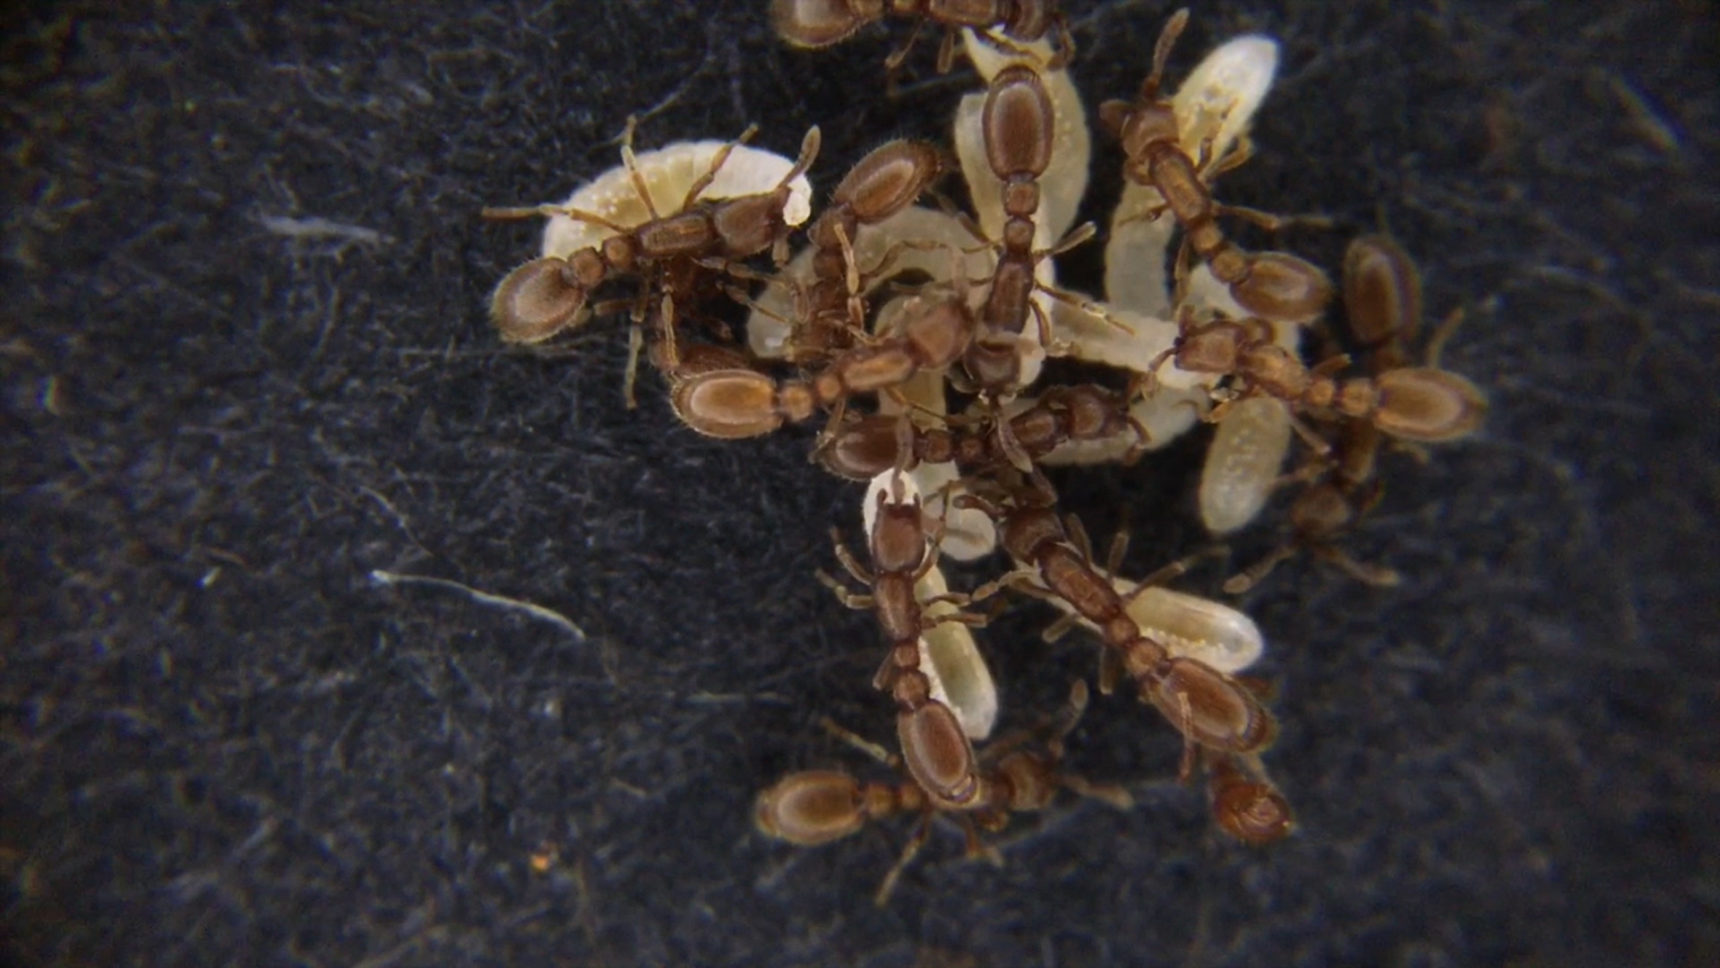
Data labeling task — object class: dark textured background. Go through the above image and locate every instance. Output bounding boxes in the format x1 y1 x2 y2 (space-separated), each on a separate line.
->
4 1 1717 965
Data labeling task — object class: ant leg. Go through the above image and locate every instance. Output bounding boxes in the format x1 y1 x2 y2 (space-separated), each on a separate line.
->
1311 544 1402 588
1214 203 1334 234
1097 647 1123 696
829 529 875 587
1423 306 1467 369
884 16 928 73
678 123 760 211
874 813 934 906
1202 135 1256 180
818 717 897 767
623 321 644 409
964 567 1040 606
1056 772 1136 809
1123 546 1227 605
1222 544 1299 595
1041 610 1081 644
1037 282 1135 335
1105 528 1130 575
959 815 1004 867
816 568 875 610
1285 411 1335 458
479 204 632 234
1063 513 1096 564
619 115 663 220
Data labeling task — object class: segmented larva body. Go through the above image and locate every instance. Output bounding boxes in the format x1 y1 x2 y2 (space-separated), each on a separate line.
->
1115 584 1264 673
1199 396 1293 535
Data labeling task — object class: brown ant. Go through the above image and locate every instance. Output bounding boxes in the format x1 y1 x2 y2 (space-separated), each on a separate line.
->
1222 234 1482 593
813 383 1151 481
755 680 1129 903
961 64 1126 395
772 0 1074 75
484 125 822 403
957 470 1279 760
667 292 977 438
1099 9 1333 325
1149 305 1487 445
788 139 947 361
1204 749 1294 846
816 472 994 812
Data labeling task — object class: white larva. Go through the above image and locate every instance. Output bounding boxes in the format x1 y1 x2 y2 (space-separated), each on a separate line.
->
1199 396 1293 535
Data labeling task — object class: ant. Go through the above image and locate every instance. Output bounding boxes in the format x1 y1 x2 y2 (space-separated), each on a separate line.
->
787 139 947 362
813 382 1151 481
816 472 994 811
1099 8 1333 325
957 469 1278 761
962 64 1126 395
772 0 1074 75
755 680 1129 903
1224 233 1481 592
1204 749 1294 846
1147 304 1487 445
667 291 977 439
484 124 821 402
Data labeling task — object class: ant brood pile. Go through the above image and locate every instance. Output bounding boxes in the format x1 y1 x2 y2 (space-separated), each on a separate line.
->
482 5 1487 903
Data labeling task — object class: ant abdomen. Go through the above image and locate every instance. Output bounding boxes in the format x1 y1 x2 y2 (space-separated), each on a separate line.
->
754 770 868 846
1372 366 1487 442
1231 252 1334 325
898 701 982 808
1139 655 1277 754
490 257 590 343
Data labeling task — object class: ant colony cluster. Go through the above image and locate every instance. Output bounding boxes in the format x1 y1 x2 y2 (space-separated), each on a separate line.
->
483 4 1487 903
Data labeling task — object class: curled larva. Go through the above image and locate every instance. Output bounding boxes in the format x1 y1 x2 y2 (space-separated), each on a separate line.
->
1199 396 1293 535
539 140 815 259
